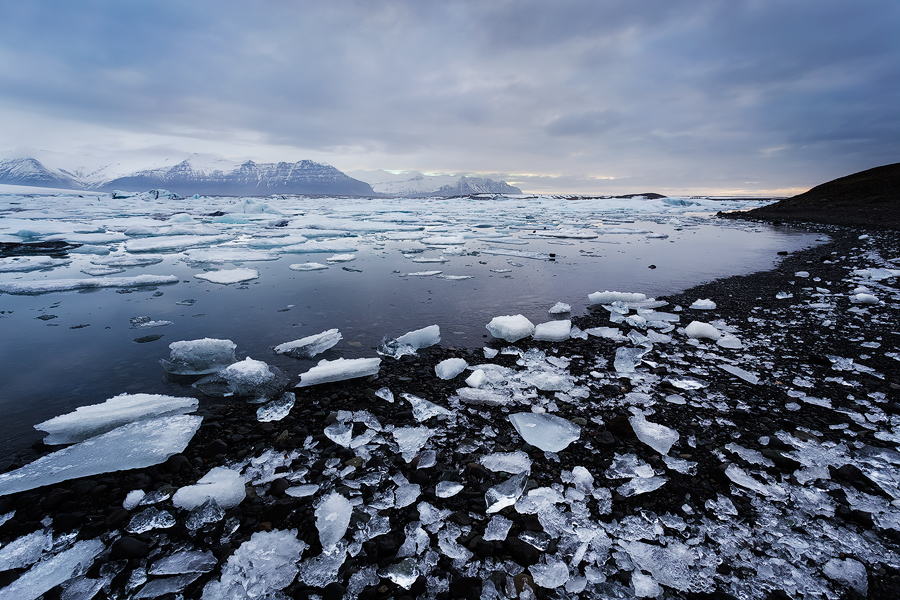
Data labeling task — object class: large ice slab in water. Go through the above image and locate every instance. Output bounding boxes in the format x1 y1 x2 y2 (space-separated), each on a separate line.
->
486 315 535 342
35 393 198 445
0 539 104 600
588 290 647 305
533 320 571 342
124 234 232 252
274 328 342 359
0 415 202 496
0 274 178 295
396 324 441 349
194 268 259 284
193 357 288 399
0 256 71 273
297 357 381 387
173 467 246 510
160 338 237 375
509 413 580 452
629 412 679 455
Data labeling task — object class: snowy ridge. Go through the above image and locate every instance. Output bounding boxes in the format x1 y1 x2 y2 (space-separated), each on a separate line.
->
347 169 522 196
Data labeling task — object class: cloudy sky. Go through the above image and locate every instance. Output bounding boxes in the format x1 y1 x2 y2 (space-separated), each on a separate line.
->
1 1 898 195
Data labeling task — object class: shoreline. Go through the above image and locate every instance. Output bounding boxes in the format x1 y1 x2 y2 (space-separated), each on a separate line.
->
1 219 898 599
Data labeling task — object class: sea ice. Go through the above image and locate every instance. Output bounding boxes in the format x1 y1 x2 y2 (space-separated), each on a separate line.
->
297 357 381 387
0 539 105 600
273 328 342 359
549 302 571 314
160 338 237 375
396 324 441 349
588 290 647 305
0 256 71 272
435 357 468 380
509 413 580 452
486 472 528 513
194 267 259 284
289 262 328 271
326 253 356 262
201 529 306 599
689 298 717 310
0 274 178 295
316 492 352 550
134 574 202 599
629 412 679 455
684 321 721 340
486 314 535 342
193 357 288 400
0 415 202 496
533 320 572 342
850 292 879 304
173 466 246 510
456 387 511 406
35 393 198 445
186 248 280 263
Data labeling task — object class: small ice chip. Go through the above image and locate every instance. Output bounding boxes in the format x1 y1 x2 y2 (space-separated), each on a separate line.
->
689 298 716 310
435 358 468 379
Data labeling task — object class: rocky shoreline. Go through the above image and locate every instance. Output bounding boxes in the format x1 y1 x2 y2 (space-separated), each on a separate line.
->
1 220 899 599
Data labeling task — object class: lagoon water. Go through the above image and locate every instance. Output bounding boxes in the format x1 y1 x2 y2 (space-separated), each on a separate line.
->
0 192 821 460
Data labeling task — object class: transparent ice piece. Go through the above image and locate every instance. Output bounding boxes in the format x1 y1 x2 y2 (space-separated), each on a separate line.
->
316 492 352 551
486 472 528 513
273 328 342 359
509 413 580 452
160 338 237 375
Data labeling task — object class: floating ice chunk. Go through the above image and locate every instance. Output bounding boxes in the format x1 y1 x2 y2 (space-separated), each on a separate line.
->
533 320 571 342
629 412 679 455
509 413 580 452
316 492 352 551
614 347 648 374
530 556 570 589
617 476 668 497
256 392 295 422
719 364 760 384
850 292 879 304
716 335 743 349
480 451 532 474
274 329 342 359
588 291 647 305
0 539 104 600
149 551 217 575
483 515 513 541
684 321 721 340
377 336 416 358
194 267 259 284
289 262 328 271
193 357 288 399
435 357 468 380
465 368 487 387
173 466 245 510
689 298 716 310
201 529 306 599
549 302 571 314
396 324 441 349
378 558 421 590
35 393 197 445
486 315 535 342
0 274 178 295
129 315 172 328
486 472 528 513
186 248 280 263
0 529 52 571
482 247 552 260
325 422 353 447
281 240 357 253
0 415 201 496
435 481 464 498
125 234 232 252
127 507 176 533
0 256 71 273
160 338 237 375
456 387 510 406
296 357 381 387
823 558 868 595
401 393 452 421
326 253 356 263
393 426 434 462
402 270 442 276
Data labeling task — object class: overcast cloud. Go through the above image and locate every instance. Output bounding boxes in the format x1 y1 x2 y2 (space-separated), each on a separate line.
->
1 0 898 195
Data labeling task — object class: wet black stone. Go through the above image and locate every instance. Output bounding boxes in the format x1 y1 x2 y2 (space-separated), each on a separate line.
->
41 488 75 510
203 438 229 457
163 454 192 474
110 536 150 559
268 477 291 497
505 537 540 566
105 509 130 529
449 576 482 600
322 582 346 600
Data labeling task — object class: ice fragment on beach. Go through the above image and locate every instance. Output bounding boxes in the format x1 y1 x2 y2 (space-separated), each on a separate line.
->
285 484 320 498
716 335 743 349
201 529 306 600
530 556 570 589
724 465 783 498
510 413 580 452
193 357 287 400
186 499 225 530
0 529 52 571
456 387 510 406
297 357 381 387
486 314 535 342
150 551 217 575
850 292 879 304
484 515 513 541
0 415 201 496
549 302 571 314
173 466 245 510
665 376 707 390
0 539 104 600
719 364 760 384
775 291 793 299
127 507 176 533
823 558 868 595
0 274 179 295
585 326 625 340
392 426 434 462
480 451 532 474
614 347 648 375
588 291 647 305
533 320 571 342
402 393 452 421
194 268 259 284
134 574 202 599
435 357 468 380
486 472 528 513
256 392 295 422
684 321 721 340
465 368 487 387
617 476 668 497
689 298 717 310
375 386 394 403
379 558 421 590
397 324 441 349
316 492 352 551
436 481 464 498
274 328 341 359
629 412 679 455
621 540 700 593
160 338 237 375
324 422 353 447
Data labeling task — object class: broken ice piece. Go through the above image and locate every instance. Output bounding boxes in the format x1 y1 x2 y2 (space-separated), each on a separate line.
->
549 302 571 314
0 540 104 600
588 291 647 305
823 558 868 595
378 558 421 590
533 320 571 342
160 338 237 375
614 347 648 375
435 357 468 380
297 357 381 387
397 324 441 349
173 466 246 510
127 507 176 533
617 475 668 497
315 492 352 551
324 422 353 447
689 298 716 310
486 472 528 513
719 364 760 384
185 499 225 530
629 412 679 455
529 556 570 589
716 335 743 349
193 357 288 400
465 369 487 387
286 484 320 498
486 314 535 342
684 321 721 340
401 393 452 421
392 426 434 462
509 413 580 452
273 329 342 359
435 481 464 498
483 515 513 541
149 550 217 575
256 392 295 422
664 376 707 390
480 451 532 474
375 387 394 403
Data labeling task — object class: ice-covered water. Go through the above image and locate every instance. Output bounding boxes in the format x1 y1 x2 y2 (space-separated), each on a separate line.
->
0 192 819 458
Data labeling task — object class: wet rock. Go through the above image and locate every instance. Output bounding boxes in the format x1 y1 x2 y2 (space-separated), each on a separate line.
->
111 536 150 559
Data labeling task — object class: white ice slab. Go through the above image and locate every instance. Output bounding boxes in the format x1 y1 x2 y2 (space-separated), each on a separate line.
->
435 357 468 380
684 321 721 340
486 314 535 342
629 412 679 455
396 324 441 349
274 329 342 359
125 234 232 252
173 466 246 510
509 413 580 452
0 274 178 295
297 357 381 387
194 268 259 284
533 320 571 342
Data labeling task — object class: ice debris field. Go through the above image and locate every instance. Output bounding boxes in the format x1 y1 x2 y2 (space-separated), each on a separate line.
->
0 190 898 599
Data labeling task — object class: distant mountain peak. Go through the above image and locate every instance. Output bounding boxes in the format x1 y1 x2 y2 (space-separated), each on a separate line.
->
347 169 522 196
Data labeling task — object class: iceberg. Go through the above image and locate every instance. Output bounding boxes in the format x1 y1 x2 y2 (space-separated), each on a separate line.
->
486 314 535 342
160 338 237 375
0 415 202 496
35 393 198 445
194 267 259 284
273 328 342 359
509 413 580 452
296 357 381 387
0 274 178 295
173 467 246 510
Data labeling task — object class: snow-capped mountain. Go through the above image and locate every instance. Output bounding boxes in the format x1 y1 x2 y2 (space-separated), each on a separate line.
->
348 169 522 196
0 158 86 190
99 159 375 196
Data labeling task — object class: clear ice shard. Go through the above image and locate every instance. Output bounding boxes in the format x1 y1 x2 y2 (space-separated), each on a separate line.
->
509 413 580 452
186 499 225 530
201 529 306 600
719 364 760 384
378 558 421 590
483 515 513 541
529 556 570 588
273 328 342 359
127 507 176 533
149 550 217 575
160 338 237 375
193 357 288 400
134 574 202 599
486 314 535 342
614 347 648 374
0 415 202 497
617 476 668 497
324 422 353 447
396 324 441 349
435 358 468 380
0 529 52 571
456 387 510 406
377 336 416 358
256 392 295 422
435 481 464 498
296 546 347 587
173 466 246 510
486 472 528 513
401 393 452 421
480 451 532 474
297 357 381 387
629 412 679 455
35 393 198 445
316 492 352 551
392 426 434 462
0 539 104 600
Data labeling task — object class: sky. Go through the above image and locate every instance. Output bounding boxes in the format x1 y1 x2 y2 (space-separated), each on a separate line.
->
1 0 898 196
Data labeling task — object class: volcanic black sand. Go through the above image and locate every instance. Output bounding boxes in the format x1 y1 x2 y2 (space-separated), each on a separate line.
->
0 221 898 600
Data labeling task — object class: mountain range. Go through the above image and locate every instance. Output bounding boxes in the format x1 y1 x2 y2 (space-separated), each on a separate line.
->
0 157 522 197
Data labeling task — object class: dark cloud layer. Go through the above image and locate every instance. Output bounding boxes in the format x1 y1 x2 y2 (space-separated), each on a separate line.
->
1 0 898 194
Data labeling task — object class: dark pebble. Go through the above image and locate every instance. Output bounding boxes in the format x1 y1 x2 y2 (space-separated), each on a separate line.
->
110 536 150 559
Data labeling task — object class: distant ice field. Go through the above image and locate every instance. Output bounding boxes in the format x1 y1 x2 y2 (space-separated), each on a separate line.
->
0 191 821 459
